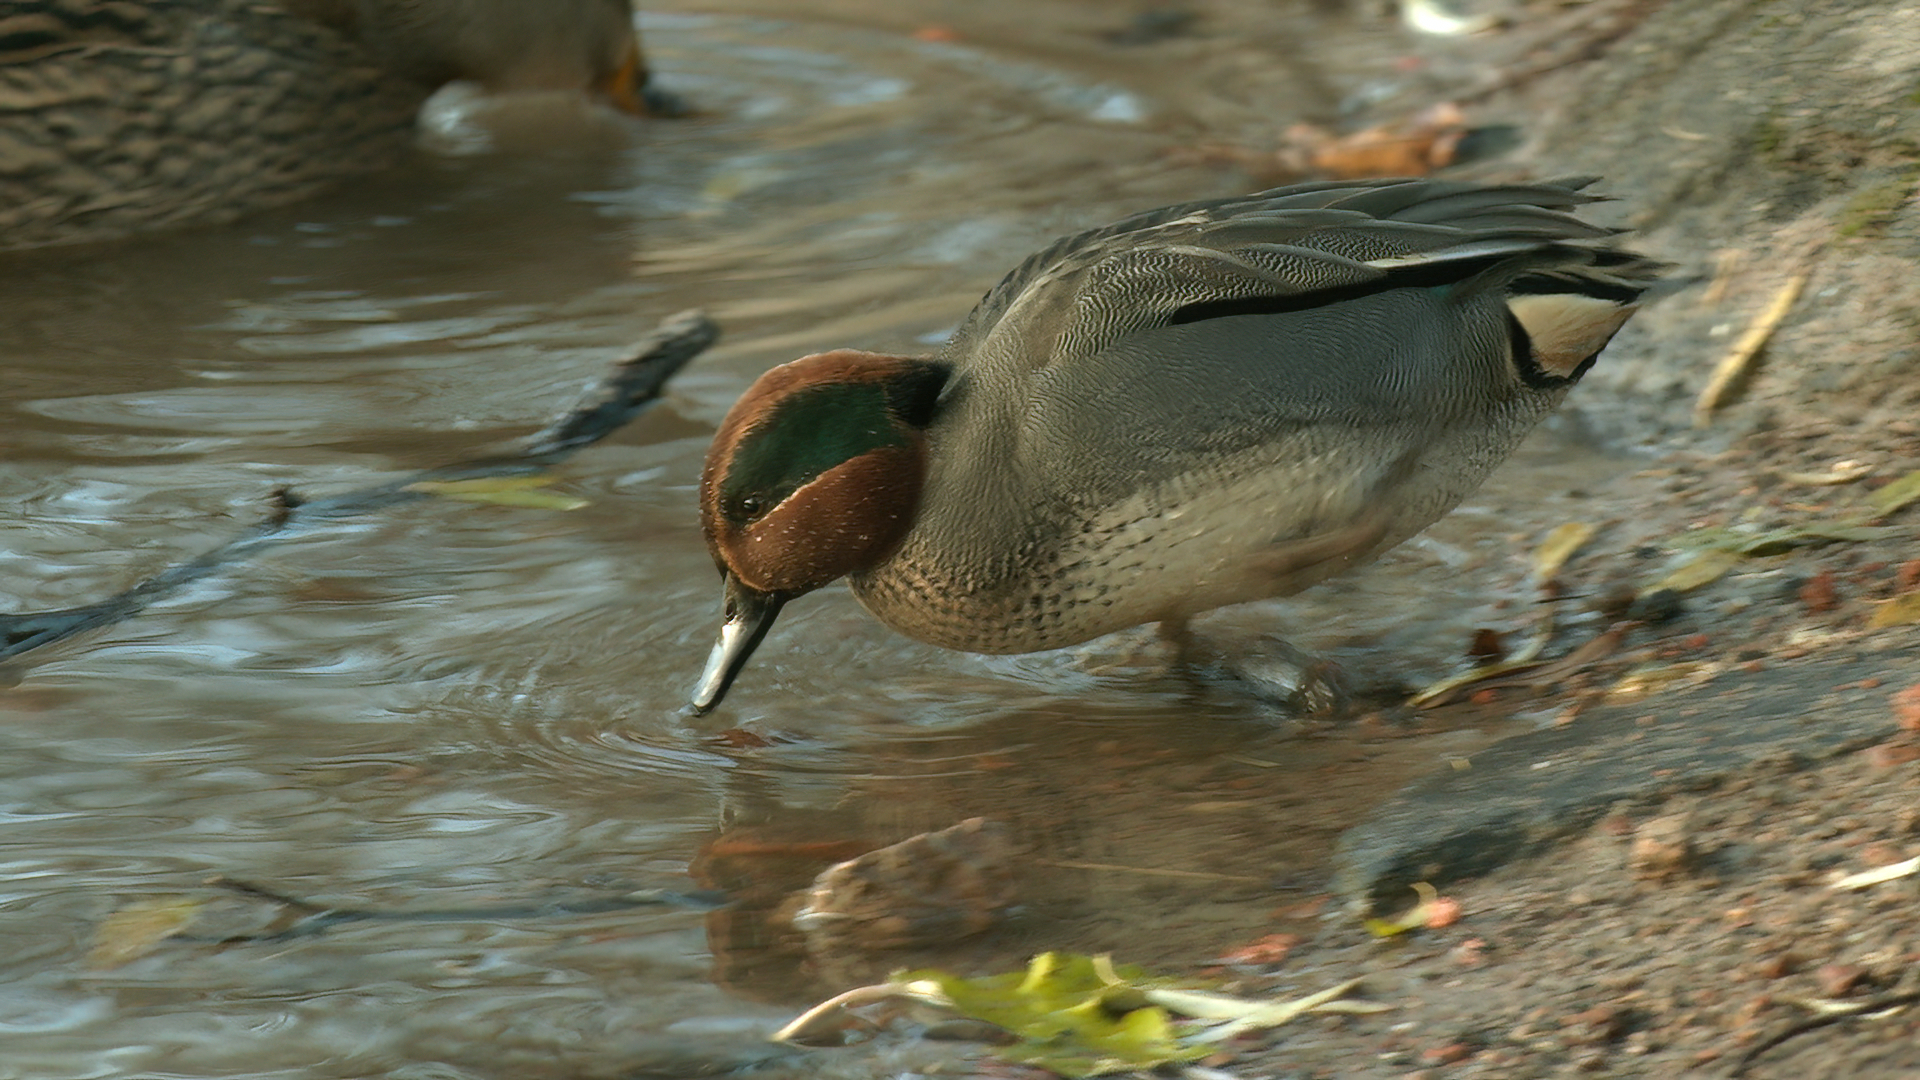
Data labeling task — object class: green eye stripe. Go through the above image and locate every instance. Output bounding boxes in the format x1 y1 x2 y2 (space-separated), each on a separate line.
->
722 384 905 520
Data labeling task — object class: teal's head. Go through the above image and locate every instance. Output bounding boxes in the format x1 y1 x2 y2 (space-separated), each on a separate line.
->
693 350 946 712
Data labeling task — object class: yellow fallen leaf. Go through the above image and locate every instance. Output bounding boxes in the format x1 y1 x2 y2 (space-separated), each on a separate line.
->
1694 270 1809 427
1532 522 1595 581
1652 549 1742 593
1869 469 1920 515
1868 593 1920 629
408 476 589 511
1364 882 1439 938
1606 661 1721 701
88 897 202 969
1405 616 1555 707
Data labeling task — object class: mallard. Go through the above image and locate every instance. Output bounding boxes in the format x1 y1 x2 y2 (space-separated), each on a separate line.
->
0 0 674 250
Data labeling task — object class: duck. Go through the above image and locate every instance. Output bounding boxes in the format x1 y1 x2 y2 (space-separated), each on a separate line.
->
690 177 1664 713
0 0 677 251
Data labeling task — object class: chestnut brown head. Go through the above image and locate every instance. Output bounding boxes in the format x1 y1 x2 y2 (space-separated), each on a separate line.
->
691 350 947 712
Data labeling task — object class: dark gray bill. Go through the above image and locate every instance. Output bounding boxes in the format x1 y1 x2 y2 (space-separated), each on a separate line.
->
690 576 786 714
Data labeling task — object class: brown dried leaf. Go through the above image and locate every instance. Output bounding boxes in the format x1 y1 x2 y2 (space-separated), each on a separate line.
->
1290 104 1469 181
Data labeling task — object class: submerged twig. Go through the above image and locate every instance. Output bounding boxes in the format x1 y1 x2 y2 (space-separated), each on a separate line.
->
198 874 727 944
0 310 718 664
1728 990 1920 1077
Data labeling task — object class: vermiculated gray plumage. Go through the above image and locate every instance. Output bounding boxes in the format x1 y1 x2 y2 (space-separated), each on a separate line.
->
851 178 1662 652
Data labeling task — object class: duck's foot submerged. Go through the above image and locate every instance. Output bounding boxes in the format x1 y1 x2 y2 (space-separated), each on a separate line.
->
1157 620 1350 717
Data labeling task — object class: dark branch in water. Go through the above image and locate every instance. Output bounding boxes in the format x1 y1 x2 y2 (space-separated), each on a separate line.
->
1728 990 1920 1077
196 874 728 943
0 309 720 665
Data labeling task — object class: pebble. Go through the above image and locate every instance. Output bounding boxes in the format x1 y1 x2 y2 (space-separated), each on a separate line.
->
1798 570 1839 613
1419 1041 1476 1066
1816 962 1866 997
1629 813 1697 880
1892 683 1920 731
1863 739 1920 768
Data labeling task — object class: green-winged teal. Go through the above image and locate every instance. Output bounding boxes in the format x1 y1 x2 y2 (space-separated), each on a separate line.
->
692 178 1663 712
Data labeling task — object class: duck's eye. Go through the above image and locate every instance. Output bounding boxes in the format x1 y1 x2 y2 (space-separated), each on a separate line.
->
728 494 767 523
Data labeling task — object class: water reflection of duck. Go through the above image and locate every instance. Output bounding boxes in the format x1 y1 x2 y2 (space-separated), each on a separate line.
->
0 0 677 250
691 177 1663 712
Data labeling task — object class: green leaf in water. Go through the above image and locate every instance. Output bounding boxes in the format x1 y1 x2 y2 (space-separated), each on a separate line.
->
89 896 203 969
1869 469 1920 515
408 475 589 511
895 953 1206 1078
1665 519 1900 559
1652 548 1743 594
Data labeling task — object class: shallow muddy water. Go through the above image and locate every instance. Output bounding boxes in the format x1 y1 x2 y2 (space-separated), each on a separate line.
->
0 7 1637 1077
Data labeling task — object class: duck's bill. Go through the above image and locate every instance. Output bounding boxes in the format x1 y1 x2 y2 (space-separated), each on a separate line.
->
595 40 650 116
690 577 786 714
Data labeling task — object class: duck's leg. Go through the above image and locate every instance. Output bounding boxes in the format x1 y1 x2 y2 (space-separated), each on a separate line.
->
1158 615 1349 716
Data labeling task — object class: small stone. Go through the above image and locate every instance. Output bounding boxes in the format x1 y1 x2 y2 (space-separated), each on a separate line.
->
1419 1041 1476 1066
1864 738 1920 768
1629 813 1697 880
1892 684 1920 732
788 817 1016 956
1563 1005 1629 1044
1816 963 1866 997
1755 953 1800 980
1219 932 1300 966
1426 896 1463 928
1468 628 1506 662
1860 842 1908 867
1572 1048 1612 1071
1799 570 1839 613
1896 559 1920 593
1450 937 1487 966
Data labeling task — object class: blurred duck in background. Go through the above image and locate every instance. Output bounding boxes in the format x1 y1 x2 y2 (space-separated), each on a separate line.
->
0 0 679 250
